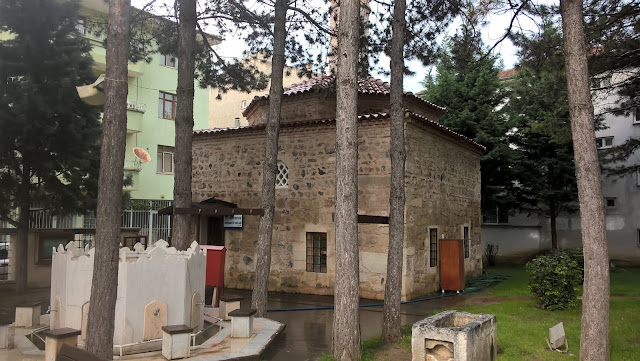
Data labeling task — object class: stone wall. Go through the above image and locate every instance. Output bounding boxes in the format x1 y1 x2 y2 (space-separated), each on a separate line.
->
193 120 392 299
404 120 483 299
192 116 483 300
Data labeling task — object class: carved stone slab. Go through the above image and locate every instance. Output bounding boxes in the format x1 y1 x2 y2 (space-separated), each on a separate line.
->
143 300 168 341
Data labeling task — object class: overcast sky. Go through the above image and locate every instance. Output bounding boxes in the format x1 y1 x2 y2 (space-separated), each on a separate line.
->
132 0 546 93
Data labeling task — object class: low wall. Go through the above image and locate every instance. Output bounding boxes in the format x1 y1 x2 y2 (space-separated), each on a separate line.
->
50 240 206 350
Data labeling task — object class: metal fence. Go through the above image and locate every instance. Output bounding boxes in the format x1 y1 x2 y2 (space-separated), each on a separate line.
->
0 221 11 281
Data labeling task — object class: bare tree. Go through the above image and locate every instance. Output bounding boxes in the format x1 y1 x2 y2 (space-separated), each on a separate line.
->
172 0 197 251
559 1 610 360
85 0 131 358
251 0 288 317
332 0 361 359
382 0 406 343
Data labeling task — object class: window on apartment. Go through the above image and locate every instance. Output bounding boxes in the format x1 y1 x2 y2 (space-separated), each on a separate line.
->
76 17 102 39
37 233 74 265
158 91 177 120
591 75 611 89
463 226 470 259
429 228 438 267
241 100 247 109
76 17 87 35
306 232 327 273
157 145 175 173
276 161 289 188
160 54 178 68
234 117 240 128
605 197 616 208
483 205 509 224
596 136 614 149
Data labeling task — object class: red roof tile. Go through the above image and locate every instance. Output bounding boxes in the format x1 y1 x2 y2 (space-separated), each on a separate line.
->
242 76 445 116
498 68 516 80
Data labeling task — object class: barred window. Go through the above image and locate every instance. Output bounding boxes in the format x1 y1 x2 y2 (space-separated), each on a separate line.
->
429 228 438 267
306 232 327 273
463 226 470 259
276 161 289 188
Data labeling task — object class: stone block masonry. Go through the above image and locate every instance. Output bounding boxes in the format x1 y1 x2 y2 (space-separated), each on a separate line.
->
192 115 483 300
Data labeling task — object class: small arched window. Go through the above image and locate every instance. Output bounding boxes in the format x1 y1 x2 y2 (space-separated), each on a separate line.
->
275 161 289 189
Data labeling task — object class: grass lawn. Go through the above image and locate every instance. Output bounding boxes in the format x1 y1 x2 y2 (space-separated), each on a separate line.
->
356 266 640 361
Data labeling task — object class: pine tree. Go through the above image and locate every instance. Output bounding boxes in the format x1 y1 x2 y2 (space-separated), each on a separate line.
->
506 21 578 249
85 0 131 357
421 19 515 215
333 0 361 359
251 0 288 318
0 0 102 293
560 0 610 358
382 0 406 343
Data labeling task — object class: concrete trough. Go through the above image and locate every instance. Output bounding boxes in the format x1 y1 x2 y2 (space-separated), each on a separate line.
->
412 310 497 361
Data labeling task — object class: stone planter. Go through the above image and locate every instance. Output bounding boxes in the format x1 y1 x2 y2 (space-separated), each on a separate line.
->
412 310 497 361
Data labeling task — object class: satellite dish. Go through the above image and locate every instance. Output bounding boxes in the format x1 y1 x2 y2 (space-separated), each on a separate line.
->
133 147 151 163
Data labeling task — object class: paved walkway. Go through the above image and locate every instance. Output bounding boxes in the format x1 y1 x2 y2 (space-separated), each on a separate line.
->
0 286 487 361
230 289 487 361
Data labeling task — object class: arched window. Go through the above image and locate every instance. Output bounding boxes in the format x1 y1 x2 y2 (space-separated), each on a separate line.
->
276 161 289 188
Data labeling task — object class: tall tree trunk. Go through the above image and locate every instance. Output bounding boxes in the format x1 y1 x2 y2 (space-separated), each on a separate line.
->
332 0 361 359
251 0 287 318
172 0 197 251
15 173 30 293
382 0 406 343
85 0 130 359
14 203 29 294
550 213 558 250
560 1 610 360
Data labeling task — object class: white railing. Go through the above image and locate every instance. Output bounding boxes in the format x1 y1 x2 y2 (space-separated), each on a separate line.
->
127 100 147 113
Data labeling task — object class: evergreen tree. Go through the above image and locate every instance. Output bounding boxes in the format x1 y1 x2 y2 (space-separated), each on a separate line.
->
0 0 102 292
506 21 578 249
561 0 610 358
421 19 515 215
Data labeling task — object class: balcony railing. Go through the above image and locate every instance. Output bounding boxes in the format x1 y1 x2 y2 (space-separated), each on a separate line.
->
124 159 143 171
127 100 146 113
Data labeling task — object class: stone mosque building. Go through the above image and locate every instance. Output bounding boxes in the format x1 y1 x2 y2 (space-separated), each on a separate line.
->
190 76 484 300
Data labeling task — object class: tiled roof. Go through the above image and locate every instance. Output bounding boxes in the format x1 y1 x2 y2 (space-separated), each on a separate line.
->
194 112 485 152
242 76 446 116
498 68 517 80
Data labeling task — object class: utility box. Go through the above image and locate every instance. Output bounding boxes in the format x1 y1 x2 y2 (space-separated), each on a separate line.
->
439 239 465 292
200 245 226 306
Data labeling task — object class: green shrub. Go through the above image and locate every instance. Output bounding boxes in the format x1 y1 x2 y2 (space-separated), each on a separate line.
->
525 250 583 310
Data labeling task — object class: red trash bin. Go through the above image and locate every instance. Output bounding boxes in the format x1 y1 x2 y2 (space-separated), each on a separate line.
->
200 245 226 306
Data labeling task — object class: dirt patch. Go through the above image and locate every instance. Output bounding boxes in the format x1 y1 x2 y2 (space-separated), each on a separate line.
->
628 336 640 346
372 343 412 361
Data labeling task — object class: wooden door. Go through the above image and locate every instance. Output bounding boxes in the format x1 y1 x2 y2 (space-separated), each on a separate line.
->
439 239 465 291
207 217 225 246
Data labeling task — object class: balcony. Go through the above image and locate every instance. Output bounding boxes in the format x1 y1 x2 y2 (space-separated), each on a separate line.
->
124 160 142 171
126 101 145 133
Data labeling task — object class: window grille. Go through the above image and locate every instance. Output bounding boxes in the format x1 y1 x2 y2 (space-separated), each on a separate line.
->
429 228 438 267
463 226 470 259
276 161 289 188
306 232 327 273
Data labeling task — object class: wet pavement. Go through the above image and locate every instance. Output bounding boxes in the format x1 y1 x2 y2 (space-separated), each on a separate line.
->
0 287 50 325
0 286 486 361
227 288 486 361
